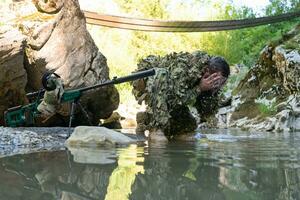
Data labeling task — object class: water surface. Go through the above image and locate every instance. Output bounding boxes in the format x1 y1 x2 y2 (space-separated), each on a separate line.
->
0 129 300 200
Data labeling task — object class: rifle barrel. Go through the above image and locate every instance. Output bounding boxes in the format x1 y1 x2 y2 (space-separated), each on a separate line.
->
79 68 155 93
26 69 155 97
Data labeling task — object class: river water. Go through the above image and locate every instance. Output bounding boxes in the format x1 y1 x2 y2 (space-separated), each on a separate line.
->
0 129 300 200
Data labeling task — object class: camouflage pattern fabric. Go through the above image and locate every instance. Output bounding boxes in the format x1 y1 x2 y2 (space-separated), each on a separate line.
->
132 51 221 137
37 78 64 116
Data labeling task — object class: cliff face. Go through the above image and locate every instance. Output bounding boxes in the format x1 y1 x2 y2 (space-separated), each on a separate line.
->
218 25 300 132
0 0 119 125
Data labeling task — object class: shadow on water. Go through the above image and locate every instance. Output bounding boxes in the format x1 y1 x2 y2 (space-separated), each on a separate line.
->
0 129 300 200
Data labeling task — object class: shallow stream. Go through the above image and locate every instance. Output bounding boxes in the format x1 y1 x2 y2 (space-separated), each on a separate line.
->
0 129 300 200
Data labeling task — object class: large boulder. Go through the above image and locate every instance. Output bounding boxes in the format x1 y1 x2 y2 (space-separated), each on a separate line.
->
0 0 119 125
0 29 27 125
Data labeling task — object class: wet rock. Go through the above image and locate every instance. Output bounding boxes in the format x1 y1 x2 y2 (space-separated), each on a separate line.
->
65 126 134 147
0 0 119 126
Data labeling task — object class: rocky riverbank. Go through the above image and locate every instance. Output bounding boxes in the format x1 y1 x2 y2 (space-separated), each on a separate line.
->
0 127 69 157
214 25 300 132
0 126 146 158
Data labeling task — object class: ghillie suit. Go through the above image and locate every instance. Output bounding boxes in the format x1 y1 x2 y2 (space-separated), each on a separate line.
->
132 51 221 138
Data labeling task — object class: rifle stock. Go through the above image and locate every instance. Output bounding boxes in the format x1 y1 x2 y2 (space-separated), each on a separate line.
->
4 69 155 127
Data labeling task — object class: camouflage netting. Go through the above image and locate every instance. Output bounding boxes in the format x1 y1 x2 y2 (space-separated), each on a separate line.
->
132 51 221 138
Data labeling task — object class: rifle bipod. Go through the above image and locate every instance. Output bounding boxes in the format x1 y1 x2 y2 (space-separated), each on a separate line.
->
68 100 92 137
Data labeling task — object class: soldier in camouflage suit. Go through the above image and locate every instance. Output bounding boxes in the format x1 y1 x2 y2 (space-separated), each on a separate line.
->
132 51 229 139
37 72 65 117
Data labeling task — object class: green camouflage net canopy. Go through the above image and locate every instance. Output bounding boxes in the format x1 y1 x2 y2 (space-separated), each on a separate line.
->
132 51 221 138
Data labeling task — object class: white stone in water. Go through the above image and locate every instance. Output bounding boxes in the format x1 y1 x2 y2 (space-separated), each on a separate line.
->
65 126 134 147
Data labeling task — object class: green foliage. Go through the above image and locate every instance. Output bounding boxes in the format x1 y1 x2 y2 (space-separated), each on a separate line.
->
86 0 300 103
223 66 248 93
258 102 277 116
283 37 300 50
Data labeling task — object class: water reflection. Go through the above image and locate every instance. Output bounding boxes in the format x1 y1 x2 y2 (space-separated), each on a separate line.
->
68 147 117 164
0 131 299 200
105 145 144 200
